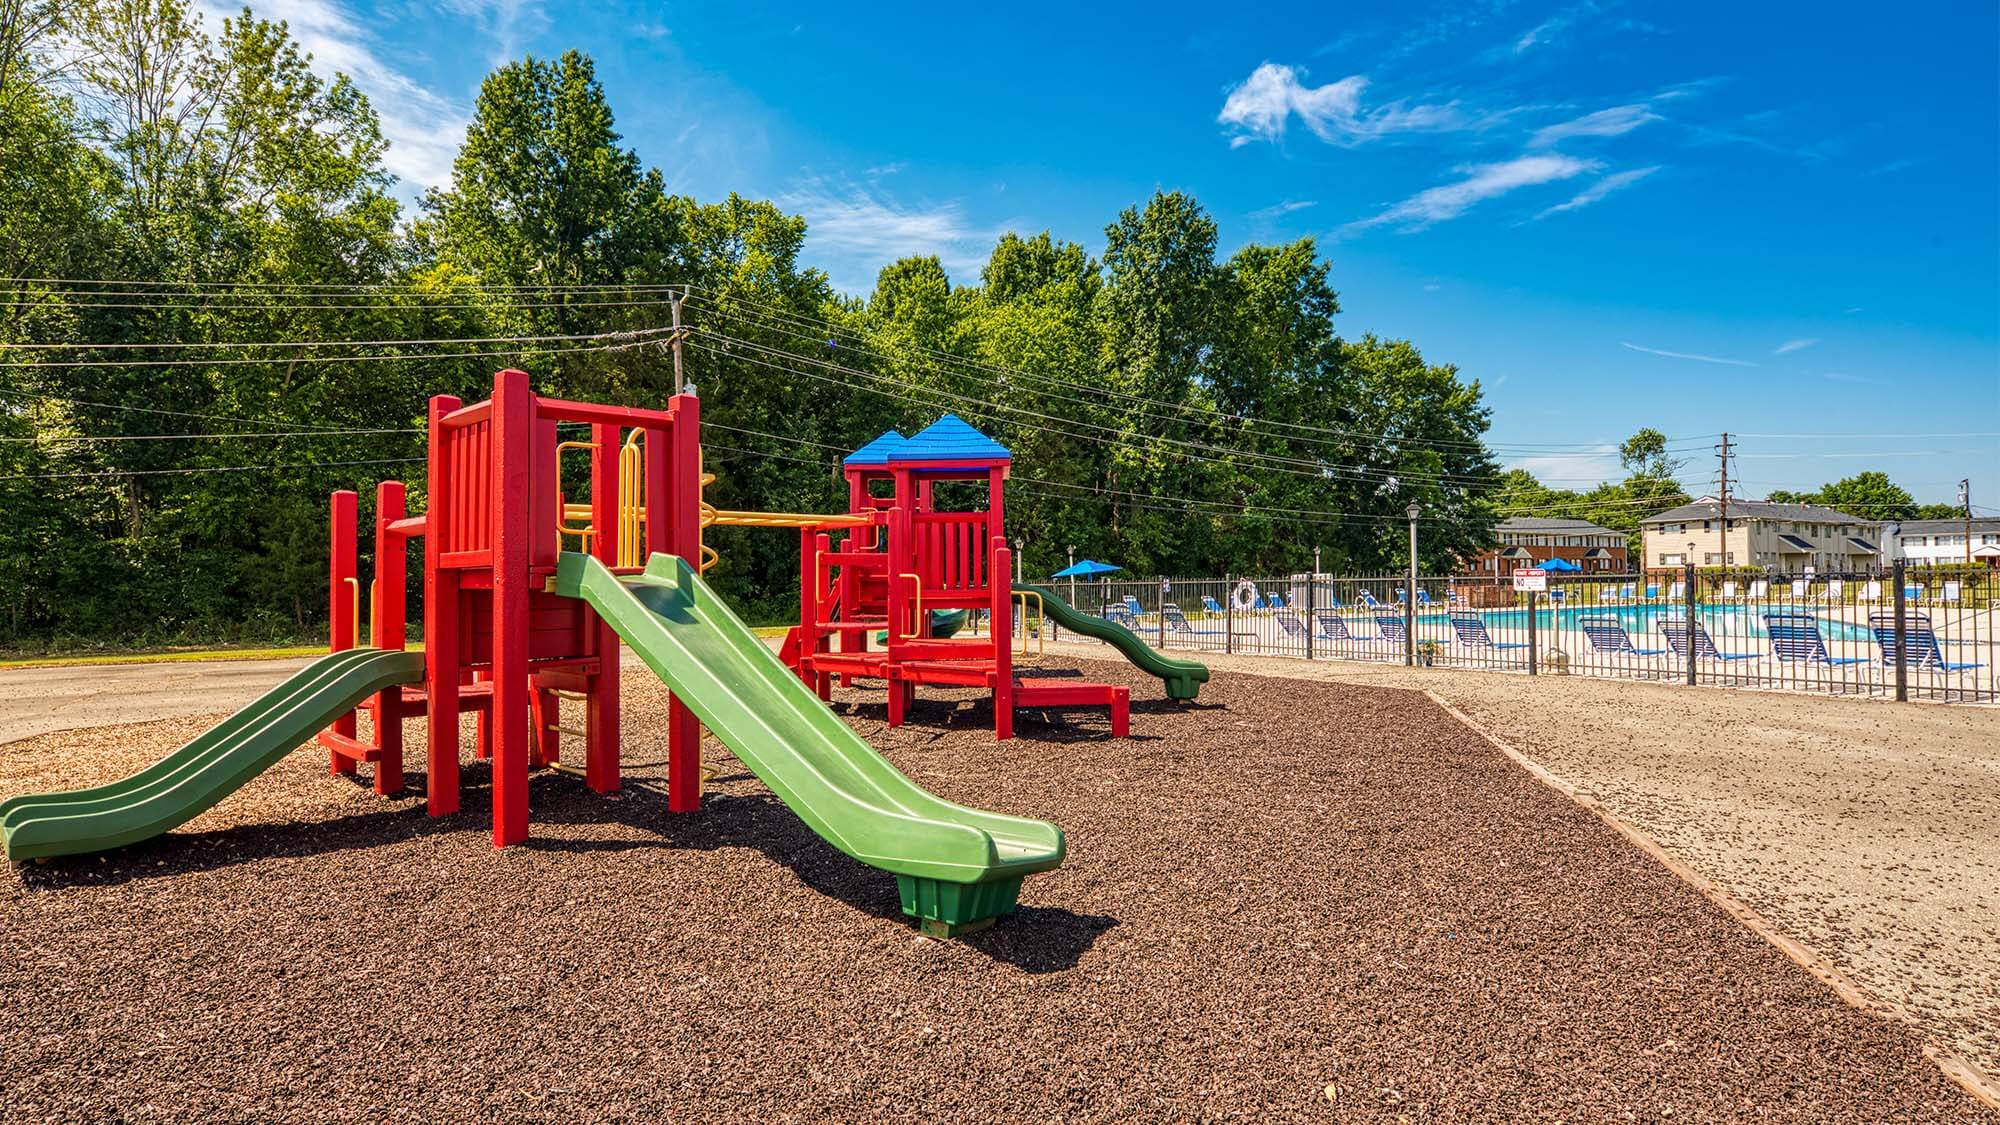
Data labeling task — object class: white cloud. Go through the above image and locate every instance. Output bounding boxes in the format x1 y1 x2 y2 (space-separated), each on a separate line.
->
435 0 549 65
1621 341 1759 367
196 0 478 195
1218 64 1468 147
1775 338 1820 354
1532 165 1659 219
1511 0 1610 54
778 177 1005 295
1529 104 1661 148
1248 199 1317 220
1342 154 1599 234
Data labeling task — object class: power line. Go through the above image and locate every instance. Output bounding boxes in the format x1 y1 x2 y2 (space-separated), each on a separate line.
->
0 456 424 482
1 326 676 351
689 332 1508 490
3 276 693 293
0 388 373 432
0 333 675 369
686 289 1680 457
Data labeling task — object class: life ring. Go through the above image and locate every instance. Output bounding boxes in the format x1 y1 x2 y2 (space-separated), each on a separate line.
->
1232 580 1260 611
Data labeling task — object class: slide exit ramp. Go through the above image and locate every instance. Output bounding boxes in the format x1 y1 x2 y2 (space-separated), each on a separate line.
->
1017 582 1209 701
553 551 1064 935
2 648 424 862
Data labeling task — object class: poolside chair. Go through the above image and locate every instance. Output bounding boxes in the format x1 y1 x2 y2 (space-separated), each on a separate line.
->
1374 614 1409 647
1121 595 1148 620
1448 611 1528 651
1274 609 1311 643
1659 616 1758 662
1867 612 1983 671
1314 609 1365 642
1415 589 1434 608
1162 603 1223 636
1748 580 1769 599
1102 604 1140 630
1267 591 1291 610
1358 590 1384 610
1643 584 1660 600
1201 595 1225 614
1577 614 1668 656
1761 612 1867 666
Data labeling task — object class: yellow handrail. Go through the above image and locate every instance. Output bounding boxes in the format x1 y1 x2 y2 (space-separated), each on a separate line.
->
618 430 644 567
342 576 360 648
554 440 600 553
896 573 923 642
1011 590 1045 655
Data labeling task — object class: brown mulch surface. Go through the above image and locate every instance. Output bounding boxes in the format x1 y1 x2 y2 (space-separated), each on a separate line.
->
1 658 1990 1123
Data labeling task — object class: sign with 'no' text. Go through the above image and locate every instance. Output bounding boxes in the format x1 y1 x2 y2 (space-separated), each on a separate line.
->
1512 568 1548 592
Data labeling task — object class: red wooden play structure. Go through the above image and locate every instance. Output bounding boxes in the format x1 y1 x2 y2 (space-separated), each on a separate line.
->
781 417 1129 740
320 368 705 845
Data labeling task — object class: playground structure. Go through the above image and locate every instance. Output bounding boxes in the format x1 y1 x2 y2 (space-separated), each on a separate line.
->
778 417 1179 739
0 370 1074 936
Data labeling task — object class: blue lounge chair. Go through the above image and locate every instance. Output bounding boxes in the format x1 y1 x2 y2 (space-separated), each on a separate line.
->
1121 595 1148 619
1268 591 1291 610
1201 595 1225 614
1103 604 1139 630
1448 611 1528 651
1763 612 1866 666
1867 612 1981 671
1375 614 1409 646
1314 610 1363 642
1415 589 1434 608
1659 616 1757 661
1577 614 1668 656
1644 584 1660 600
1275 609 1311 642
1359 591 1384 610
1163 603 1223 636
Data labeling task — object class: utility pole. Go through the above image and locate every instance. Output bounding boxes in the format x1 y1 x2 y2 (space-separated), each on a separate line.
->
1963 479 1973 566
1716 432 1732 569
670 288 686 394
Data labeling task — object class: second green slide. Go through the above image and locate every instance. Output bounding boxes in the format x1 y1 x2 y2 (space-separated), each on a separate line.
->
2 647 424 862
1017 582 1209 701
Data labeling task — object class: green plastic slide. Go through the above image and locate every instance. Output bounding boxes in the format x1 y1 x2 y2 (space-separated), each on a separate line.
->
1016 582 1209 701
1 647 424 862
553 551 1064 935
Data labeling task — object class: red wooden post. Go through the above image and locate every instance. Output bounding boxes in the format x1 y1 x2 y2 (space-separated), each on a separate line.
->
664 392 703 812
585 421 621 793
797 526 817 683
992 537 1014 741
328 490 359 775
424 395 462 817
489 369 533 846
372 480 406 795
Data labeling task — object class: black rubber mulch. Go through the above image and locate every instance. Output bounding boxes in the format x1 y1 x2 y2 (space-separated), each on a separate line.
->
1 657 1989 1122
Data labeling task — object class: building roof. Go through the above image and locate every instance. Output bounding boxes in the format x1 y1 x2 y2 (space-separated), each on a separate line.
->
1847 536 1879 553
1642 498 1874 525
1496 516 1623 535
1890 517 2000 535
843 429 908 467
1776 534 1816 552
889 414 1011 463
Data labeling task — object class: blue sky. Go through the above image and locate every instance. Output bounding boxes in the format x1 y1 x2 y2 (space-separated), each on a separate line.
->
226 0 1996 505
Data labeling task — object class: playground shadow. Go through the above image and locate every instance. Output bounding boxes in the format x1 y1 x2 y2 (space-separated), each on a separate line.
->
835 696 1156 744
522 781 1116 973
17 763 1113 972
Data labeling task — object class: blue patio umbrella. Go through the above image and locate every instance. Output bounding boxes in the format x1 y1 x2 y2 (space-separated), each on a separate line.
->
1052 558 1124 578
1538 557 1582 572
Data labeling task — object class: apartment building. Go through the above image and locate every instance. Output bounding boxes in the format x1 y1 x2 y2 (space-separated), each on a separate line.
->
1464 516 1629 574
1641 498 1881 573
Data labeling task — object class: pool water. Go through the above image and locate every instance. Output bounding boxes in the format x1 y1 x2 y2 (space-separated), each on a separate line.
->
1410 602 1876 643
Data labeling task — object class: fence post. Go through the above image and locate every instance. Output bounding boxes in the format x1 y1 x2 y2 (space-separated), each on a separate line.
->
1527 590 1538 675
1305 572 1316 661
1224 574 1234 654
1156 575 1166 649
1684 562 1698 686
1892 558 1908 702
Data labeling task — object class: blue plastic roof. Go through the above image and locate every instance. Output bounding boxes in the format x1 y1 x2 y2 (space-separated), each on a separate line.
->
889 414 1011 463
843 430 907 466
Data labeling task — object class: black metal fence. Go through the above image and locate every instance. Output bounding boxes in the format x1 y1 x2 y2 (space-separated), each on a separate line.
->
1041 563 1996 704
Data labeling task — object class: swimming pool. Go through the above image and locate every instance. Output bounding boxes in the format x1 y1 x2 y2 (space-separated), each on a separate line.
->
1411 603 1876 643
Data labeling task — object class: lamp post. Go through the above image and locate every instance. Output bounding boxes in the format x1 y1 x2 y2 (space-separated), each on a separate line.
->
1406 503 1421 667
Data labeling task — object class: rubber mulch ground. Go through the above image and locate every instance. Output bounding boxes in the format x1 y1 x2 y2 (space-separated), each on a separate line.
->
1 657 1989 1123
